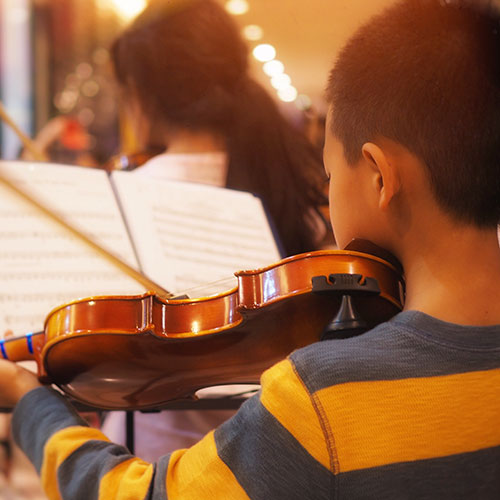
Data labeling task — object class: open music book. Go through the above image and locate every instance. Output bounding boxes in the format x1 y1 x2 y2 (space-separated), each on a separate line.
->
0 161 282 336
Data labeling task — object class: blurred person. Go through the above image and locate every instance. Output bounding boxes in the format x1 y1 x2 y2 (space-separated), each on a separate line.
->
110 0 328 257
20 115 98 167
101 0 329 461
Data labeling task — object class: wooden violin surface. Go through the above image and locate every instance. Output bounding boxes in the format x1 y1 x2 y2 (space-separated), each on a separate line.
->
2 249 404 410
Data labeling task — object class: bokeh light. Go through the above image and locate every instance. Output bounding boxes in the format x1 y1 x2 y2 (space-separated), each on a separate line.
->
253 44 276 62
225 0 249 16
97 0 147 20
263 60 284 77
295 94 312 110
242 24 263 41
271 73 291 90
278 86 298 103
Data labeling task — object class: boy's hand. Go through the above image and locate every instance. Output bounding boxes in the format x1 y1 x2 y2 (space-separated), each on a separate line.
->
0 360 41 409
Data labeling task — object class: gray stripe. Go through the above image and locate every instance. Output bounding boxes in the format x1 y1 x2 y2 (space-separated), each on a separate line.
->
215 395 334 500
292 311 500 393
57 440 135 500
12 387 88 473
337 446 500 499
149 455 169 500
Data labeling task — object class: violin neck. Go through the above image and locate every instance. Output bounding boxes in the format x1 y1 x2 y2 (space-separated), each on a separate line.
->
0 331 44 362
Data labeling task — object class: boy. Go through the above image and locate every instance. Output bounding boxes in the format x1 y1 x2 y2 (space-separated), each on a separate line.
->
1 0 499 498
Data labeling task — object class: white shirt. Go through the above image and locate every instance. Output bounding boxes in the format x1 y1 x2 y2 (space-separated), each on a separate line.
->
132 151 227 186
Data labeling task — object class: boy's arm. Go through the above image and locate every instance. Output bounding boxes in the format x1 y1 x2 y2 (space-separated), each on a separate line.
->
12 386 158 499
8 359 332 499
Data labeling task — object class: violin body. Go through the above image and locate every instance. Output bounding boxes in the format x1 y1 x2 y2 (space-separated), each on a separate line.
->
2 249 404 410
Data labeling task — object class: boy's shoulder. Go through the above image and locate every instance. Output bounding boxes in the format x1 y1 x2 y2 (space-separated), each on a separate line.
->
289 311 500 395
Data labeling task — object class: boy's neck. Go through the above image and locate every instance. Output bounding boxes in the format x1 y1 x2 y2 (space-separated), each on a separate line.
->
401 223 500 326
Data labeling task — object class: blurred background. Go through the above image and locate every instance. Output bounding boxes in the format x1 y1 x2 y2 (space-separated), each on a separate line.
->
0 0 396 165
1 1 403 498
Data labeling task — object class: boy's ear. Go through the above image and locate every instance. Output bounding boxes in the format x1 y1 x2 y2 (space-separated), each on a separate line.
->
361 142 401 210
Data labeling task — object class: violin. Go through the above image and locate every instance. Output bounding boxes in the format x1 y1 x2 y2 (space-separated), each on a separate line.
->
0 243 404 411
103 146 165 172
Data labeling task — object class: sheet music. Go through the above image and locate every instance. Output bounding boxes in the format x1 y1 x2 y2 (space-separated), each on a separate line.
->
0 161 146 335
111 172 282 296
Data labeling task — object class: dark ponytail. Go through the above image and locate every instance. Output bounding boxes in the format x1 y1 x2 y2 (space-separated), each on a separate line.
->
112 0 328 255
224 78 327 255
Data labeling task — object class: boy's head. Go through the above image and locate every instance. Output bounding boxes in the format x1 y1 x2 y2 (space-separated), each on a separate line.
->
324 0 500 250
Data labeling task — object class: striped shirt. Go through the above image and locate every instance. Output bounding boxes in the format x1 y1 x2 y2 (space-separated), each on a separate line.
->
12 310 500 499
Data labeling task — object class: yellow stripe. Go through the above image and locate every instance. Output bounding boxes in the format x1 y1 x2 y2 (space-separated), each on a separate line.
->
316 368 500 473
99 457 153 499
260 359 331 470
167 430 249 499
41 427 111 500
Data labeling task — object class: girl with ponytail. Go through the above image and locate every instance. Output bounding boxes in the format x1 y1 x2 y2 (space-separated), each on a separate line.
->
103 0 329 458
110 0 328 256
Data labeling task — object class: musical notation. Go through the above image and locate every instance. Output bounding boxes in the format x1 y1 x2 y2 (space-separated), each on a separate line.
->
0 162 282 334
0 162 148 334
113 172 281 295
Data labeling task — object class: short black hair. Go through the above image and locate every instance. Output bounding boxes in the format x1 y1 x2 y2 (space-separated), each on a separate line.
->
326 0 500 227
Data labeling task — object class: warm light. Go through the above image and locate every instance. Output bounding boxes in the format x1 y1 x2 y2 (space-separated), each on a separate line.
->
98 0 147 20
54 89 79 113
93 48 110 66
263 60 284 77
278 86 298 103
225 0 249 15
242 24 263 41
271 73 291 90
295 94 312 110
253 44 276 62
76 62 93 79
82 80 100 97
78 108 96 126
